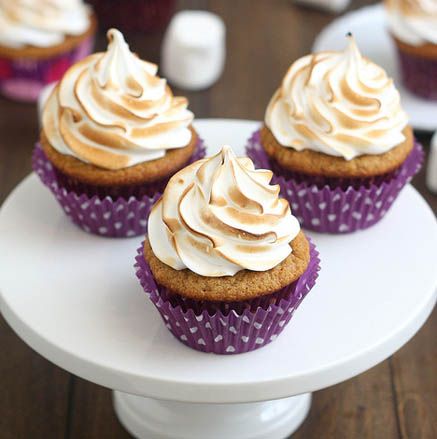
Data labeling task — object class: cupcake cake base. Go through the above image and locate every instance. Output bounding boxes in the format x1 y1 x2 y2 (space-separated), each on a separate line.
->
247 130 424 234
135 239 320 355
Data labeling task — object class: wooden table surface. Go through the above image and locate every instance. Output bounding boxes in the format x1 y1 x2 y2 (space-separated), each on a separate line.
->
1 1 436 438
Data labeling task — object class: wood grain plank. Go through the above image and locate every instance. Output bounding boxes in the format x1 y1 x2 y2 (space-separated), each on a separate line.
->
411 134 437 213
0 102 38 202
0 60 71 439
68 378 130 439
0 316 71 439
390 311 437 439
293 362 399 439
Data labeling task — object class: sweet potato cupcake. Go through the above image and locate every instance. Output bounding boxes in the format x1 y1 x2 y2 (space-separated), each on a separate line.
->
247 35 423 233
33 29 205 237
135 146 320 354
385 0 437 100
0 0 96 102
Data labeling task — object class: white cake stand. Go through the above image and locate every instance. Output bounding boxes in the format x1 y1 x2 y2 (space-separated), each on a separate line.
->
312 4 437 132
1 120 436 439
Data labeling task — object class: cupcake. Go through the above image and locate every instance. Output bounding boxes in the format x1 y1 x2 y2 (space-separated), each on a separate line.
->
33 29 205 238
247 36 423 234
0 0 97 102
385 0 437 100
135 146 320 354
89 0 175 33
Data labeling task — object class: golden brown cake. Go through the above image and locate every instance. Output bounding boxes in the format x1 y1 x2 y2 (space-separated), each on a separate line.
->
41 126 199 187
260 125 414 178
144 231 310 301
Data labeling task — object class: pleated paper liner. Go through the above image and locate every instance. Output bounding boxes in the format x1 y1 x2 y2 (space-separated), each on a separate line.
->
32 138 206 238
246 130 423 234
395 47 437 101
0 36 94 102
135 239 320 355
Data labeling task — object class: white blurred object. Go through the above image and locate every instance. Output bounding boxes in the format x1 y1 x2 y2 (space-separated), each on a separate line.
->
37 82 56 128
162 11 225 91
294 0 351 13
427 131 437 193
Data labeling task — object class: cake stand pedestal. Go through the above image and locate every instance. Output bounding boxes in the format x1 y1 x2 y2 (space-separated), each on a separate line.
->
113 392 311 439
1 120 436 439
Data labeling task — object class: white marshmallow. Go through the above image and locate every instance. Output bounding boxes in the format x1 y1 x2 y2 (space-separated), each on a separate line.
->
161 11 225 90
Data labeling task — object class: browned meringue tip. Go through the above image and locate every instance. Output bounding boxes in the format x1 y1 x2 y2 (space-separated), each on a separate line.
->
106 28 124 44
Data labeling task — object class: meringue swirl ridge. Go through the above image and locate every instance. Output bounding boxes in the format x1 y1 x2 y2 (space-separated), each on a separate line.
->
265 36 408 160
148 146 301 277
43 29 194 170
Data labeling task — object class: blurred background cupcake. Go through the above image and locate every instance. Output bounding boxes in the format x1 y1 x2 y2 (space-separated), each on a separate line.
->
385 0 437 100
247 35 423 233
89 0 176 33
0 0 97 102
136 145 320 354
34 29 204 237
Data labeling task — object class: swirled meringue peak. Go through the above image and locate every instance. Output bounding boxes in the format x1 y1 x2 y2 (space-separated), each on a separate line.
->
0 0 91 48
385 0 437 46
148 146 301 277
266 35 408 160
43 29 194 170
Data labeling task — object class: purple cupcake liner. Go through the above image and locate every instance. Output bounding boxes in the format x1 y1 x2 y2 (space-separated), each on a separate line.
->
246 130 423 234
395 46 437 101
135 239 320 355
32 140 205 238
0 36 94 102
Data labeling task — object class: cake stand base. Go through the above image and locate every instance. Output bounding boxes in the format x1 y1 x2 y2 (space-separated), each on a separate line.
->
113 391 312 439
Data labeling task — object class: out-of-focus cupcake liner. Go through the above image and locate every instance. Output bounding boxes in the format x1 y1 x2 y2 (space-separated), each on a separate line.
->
51 137 206 199
135 239 320 355
89 0 176 33
0 36 94 102
246 130 424 234
33 140 205 237
395 46 437 101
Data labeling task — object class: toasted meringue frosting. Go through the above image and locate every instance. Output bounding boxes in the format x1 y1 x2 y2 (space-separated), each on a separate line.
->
0 0 91 48
385 0 437 46
265 36 408 161
43 29 194 170
148 146 300 277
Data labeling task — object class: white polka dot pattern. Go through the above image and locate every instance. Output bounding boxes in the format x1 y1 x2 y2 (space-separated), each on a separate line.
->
33 144 162 237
